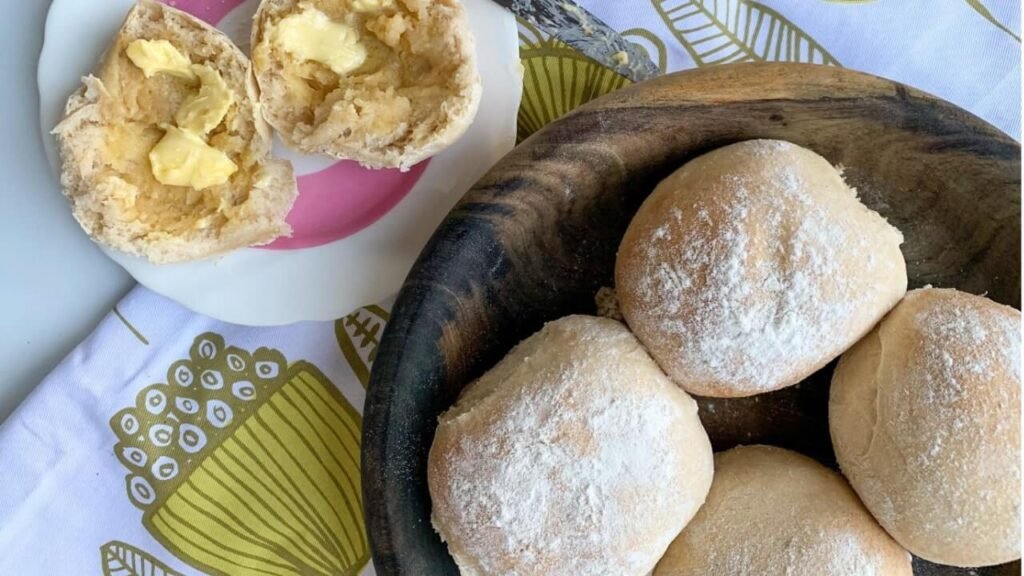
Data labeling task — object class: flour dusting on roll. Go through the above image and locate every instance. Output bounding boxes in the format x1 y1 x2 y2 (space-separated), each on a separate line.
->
616 139 907 397
654 445 912 576
830 288 1021 567
428 316 714 576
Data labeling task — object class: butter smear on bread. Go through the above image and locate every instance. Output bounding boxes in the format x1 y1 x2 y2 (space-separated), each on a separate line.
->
127 39 237 190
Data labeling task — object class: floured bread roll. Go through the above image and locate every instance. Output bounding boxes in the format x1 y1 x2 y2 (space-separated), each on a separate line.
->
616 139 907 397
251 0 481 170
428 315 714 576
655 445 912 576
53 0 297 263
830 288 1021 567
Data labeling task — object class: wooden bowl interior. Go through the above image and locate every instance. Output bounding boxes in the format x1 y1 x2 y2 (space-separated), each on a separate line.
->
363 63 1022 576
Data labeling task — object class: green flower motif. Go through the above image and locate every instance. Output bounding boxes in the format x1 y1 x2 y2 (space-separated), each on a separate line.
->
101 541 182 576
517 19 632 142
111 333 368 576
653 0 840 66
336 304 390 389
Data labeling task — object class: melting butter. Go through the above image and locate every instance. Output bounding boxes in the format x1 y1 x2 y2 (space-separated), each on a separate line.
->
149 126 237 190
273 7 367 75
125 39 197 81
175 64 234 136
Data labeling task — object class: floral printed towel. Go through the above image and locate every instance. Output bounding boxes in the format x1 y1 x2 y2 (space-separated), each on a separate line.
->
0 288 390 575
0 1 1019 574
519 1 1020 140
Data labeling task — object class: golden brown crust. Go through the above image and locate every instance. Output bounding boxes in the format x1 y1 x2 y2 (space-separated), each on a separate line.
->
53 0 297 263
830 288 1021 567
655 445 913 576
616 139 907 398
428 315 713 576
251 0 481 170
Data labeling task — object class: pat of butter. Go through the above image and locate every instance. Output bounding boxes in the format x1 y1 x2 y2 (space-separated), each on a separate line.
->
125 39 197 81
175 64 234 135
351 0 395 12
273 8 367 76
149 126 237 190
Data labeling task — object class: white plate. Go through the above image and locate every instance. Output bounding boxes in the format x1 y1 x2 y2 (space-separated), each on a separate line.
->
38 0 521 325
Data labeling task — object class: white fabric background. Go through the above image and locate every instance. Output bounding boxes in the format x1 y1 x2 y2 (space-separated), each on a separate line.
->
0 289 378 575
590 0 1021 138
1 1 1019 573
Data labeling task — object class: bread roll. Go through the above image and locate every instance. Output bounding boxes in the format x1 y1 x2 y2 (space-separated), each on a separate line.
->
428 315 714 576
53 0 297 263
655 445 912 575
616 139 907 397
830 288 1021 567
251 0 481 170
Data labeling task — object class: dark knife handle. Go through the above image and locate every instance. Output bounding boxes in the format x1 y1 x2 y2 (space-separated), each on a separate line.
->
503 0 660 82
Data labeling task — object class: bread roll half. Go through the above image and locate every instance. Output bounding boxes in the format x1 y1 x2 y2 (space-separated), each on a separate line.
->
53 0 297 264
251 0 481 170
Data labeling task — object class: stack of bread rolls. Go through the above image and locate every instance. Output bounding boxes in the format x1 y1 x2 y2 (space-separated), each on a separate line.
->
428 140 1020 575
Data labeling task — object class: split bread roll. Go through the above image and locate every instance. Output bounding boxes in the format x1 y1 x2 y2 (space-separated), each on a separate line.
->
251 0 481 170
53 0 297 263
616 139 907 397
428 315 714 576
655 445 913 575
830 288 1021 567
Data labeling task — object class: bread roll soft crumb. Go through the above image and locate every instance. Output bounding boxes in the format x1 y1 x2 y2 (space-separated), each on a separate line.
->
53 0 297 263
251 0 481 170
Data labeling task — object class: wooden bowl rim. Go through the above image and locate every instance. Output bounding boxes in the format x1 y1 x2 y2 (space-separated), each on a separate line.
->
363 62 1021 576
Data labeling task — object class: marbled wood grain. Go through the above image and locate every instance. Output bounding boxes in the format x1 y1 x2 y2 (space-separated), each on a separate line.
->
363 63 1021 576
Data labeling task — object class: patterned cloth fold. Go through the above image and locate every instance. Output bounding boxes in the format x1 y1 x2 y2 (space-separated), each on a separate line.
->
1 1 1019 574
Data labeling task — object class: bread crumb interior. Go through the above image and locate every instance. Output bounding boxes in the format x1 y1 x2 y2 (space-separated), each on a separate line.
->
91 13 262 237
253 0 466 157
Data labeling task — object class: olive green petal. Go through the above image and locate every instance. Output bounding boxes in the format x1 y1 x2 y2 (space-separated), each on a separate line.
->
622 28 669 73
143 363 369 576
112 306 149 345
965 0 1021 43
335 304 390 388
100 540 182 576
517 42 631 142
653 0 840 66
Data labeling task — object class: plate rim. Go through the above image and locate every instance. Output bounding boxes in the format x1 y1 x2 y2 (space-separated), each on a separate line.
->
36 0 523 325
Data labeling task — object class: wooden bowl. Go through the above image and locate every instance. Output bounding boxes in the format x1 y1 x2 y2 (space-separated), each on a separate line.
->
363 63 1021 575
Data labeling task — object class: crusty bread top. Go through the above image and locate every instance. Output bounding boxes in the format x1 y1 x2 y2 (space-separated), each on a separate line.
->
616 139 908 398
53 0 297 263
830 288 1020 567
251 0 481 170
654 445 913 576
428 316 713 576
